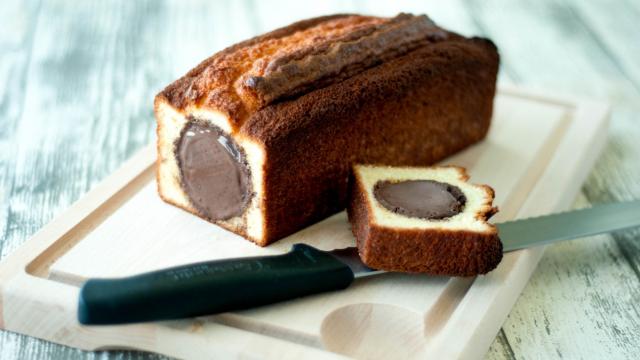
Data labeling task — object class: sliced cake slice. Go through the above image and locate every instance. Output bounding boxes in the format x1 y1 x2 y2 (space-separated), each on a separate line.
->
347 165 502 276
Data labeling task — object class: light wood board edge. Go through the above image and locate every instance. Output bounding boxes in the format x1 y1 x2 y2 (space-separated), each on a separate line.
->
428 95 611 359
0 86 610 359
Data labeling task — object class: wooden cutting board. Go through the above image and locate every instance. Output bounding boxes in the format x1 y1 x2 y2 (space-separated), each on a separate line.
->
0 86 609 359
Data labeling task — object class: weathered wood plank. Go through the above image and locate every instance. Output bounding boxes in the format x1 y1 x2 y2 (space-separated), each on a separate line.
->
465 0 640 358
0 1 71 358
0 0 220 358
464 0 639 98
249 0 356 32
562 0 640 91
485 330 516 360
558 0 640 289
504 196 640 359
0 0 41 259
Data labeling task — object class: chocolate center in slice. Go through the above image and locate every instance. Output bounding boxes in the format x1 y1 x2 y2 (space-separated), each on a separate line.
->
177 122 251 221
373 180 466 219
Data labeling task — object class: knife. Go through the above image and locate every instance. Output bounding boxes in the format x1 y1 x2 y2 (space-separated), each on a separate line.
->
77 200 640 325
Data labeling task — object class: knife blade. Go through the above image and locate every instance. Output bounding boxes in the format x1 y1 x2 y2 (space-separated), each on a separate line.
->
78 200 640 325
499 200 640 252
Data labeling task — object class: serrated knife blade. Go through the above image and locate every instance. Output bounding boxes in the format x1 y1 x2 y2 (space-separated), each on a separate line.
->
498 200 640 252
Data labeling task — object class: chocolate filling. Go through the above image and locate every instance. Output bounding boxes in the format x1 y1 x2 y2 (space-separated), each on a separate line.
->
373 180 466 220
177 121 252 221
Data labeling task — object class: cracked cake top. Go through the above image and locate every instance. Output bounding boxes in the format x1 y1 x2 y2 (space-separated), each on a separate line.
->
156 13 448 129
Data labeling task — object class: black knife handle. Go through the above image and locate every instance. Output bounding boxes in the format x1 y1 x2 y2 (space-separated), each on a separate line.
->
77 244 354 325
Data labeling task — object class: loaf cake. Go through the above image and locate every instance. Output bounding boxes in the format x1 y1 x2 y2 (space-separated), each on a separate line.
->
154 13 500 246
347 165 502 276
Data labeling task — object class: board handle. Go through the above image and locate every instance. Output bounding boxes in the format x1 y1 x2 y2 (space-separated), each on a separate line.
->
77 244 354 325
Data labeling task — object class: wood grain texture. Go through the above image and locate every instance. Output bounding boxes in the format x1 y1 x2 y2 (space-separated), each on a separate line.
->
0 0 638 359
463 0 640 358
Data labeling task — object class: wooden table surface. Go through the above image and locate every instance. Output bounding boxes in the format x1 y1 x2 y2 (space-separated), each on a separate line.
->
1 0 639 359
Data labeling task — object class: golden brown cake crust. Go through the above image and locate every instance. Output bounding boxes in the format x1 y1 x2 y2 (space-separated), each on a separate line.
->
154 13 500 246
155 14 451 130
347 167 503 276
